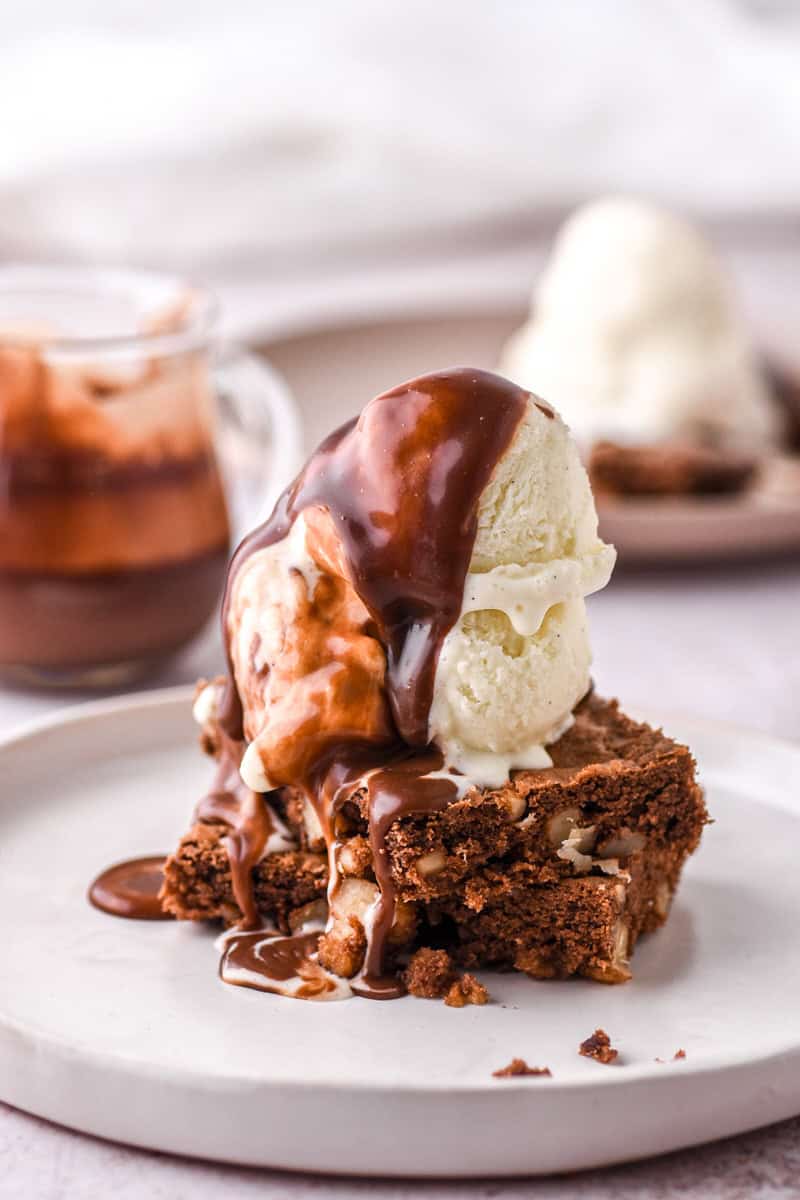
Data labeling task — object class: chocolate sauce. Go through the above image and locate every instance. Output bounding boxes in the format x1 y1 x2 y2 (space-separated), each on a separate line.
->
220 929 343 999
88 856 171 920
194 741 274 930
214 370 528 994
1 446 230 673
220 369 527 745
360 750 455 981
0 548 228 672
350 974 407 1001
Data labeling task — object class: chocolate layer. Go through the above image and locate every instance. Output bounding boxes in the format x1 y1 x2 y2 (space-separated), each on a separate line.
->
0 546 228 669
0 453 230 573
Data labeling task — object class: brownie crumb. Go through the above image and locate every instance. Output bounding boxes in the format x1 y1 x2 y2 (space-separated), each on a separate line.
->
493 1058 551 1078
656 1048 687 1064
579 1028 618 1064
444 973 489 1008
403 947 456 999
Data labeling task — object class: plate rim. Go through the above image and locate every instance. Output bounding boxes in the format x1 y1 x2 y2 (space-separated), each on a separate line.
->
4 686 800 1174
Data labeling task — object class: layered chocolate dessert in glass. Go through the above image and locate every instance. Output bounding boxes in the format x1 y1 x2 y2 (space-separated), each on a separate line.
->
0 267 235 685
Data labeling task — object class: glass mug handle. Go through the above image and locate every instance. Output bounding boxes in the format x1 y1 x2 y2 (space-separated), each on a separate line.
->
213 345 305 539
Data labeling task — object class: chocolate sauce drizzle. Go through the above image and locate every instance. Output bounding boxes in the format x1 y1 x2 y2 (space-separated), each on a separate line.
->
212 369 528 994
88 856 171 920
219 369 527 745
194 738 276 929
220 929 342 1000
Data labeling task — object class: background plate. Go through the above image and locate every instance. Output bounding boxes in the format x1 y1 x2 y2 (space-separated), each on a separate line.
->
261 311 800 565
1 688 799 1177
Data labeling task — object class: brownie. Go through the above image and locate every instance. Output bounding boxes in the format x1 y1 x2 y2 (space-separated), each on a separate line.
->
588 439 757 498
764 358 800 452
335 693 705 903
439 843 682 983
162 693 705 985
161 832 327 928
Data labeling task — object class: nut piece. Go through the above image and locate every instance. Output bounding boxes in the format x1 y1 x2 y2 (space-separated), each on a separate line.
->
504 790 527 822
444 973 490 1008
388 898 418 946
414 850 446 878
302 797 325 851
331 876 378 919
582 920 632 984
654 880 672 918
317 915 366 978
317 878 376 977
556 823 597 872
337 835 372 877
578 1028 619 1064
546 807 581 846
492 1058 551 1078
597 830 646 859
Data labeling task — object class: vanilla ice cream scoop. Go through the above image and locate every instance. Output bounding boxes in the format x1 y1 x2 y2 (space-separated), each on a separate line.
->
429 395 614 785
501 197 779 451
223 369 613 794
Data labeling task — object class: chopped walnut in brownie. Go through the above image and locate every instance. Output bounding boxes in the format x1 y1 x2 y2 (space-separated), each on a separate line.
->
492 1058 551 1078
317 915 366 979
403 947 456 998
444 973 489 1008
579 1028 618 1064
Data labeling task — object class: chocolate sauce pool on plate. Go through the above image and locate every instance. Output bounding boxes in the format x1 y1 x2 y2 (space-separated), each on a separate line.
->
88 856 171 920
219 930 341 1000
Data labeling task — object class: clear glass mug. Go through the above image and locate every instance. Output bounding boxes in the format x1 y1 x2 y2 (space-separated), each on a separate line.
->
0 265 303 687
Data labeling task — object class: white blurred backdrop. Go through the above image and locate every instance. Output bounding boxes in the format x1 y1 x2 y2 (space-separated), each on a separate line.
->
1 1 799 335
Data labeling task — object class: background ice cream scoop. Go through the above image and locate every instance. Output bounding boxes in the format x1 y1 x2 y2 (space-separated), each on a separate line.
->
500 197 780 452
228 374 614 793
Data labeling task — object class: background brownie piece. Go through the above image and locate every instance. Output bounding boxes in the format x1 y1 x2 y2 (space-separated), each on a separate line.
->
763 358 800 452
588 439 757 497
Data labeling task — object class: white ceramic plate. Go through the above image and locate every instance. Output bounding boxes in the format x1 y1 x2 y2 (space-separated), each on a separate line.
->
1 688 799 1177
596 488 800 564
262 311 800 565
